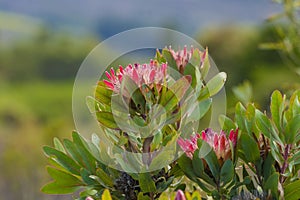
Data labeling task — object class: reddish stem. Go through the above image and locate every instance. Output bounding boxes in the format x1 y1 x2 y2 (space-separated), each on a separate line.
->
280 144 291 184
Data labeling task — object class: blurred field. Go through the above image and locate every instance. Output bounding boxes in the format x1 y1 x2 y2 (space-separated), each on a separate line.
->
0 7 300 200
0 81 74 199
0 24 99 199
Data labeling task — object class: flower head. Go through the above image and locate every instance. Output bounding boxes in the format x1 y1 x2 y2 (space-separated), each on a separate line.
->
175 190 186 200
168 46 193 73
103 60 167 92
177 133 200 159
168 46 206 74
201 128 238 161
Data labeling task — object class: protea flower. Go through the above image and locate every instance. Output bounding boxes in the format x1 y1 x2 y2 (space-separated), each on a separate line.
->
177 133 200 159
168 46 206 74
201 128 238 161
103 60 167 92
178 129 238 161
175 190 186 200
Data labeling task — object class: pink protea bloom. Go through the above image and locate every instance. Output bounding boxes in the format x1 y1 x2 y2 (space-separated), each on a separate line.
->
168 46 207 74
103 60 167 92
85 197 94 200
175 190 186 200
169 46 194 73
201 128 238 161
177 133 201 159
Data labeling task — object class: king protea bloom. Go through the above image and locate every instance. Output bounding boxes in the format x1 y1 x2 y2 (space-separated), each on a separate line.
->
103 60 167 92
168 46 206 74
178 129 238 161
201 128 238 161
175 190 186 200
177 133 200 159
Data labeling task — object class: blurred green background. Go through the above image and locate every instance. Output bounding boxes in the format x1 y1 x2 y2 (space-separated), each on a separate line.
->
0 0 299 199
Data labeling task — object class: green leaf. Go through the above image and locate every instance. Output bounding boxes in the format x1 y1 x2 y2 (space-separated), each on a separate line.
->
269 139 284 166
197 86 209 101
219 114 236 131
263 172 279 199
192 149 204 177
198 98 212 120
245 103 257 135
289 91 300 107
156 176 174 193
285 91 300 121
284 180 300 200
206 72 227 97
235 102 246 132
95 81 113 107
255 110 280 143
184 49 202 88
115 153 140 173
192 149 215 186
87 95 99 113
95 168 114 187
183 63 197 88
150 150 175 170
150 130 163 151
188 99 211 121
53 137 66 153
43 146 81 175
178 155 197 180
198 141 212 158
178 155 211 193
292 96 300 117
63 139 84 167
96 111 119 129
198 72 226 101
292 150 300 165
204 149 220 181
220 160 234 186
162 48 177 71
155 49 166 63
121 75 145 111
79 188 98 198
242 166 255 192
285 115 300 144
263 153 275 180
41 166 82 194
41 181 81 194
139 173 156 193
200 48 210 80
232 81 253 106
239 133 260 163
189 47 201 68
159 75 191 111
72 131 97 173
80 168 98 185
270 90 284 132
137 192 151 200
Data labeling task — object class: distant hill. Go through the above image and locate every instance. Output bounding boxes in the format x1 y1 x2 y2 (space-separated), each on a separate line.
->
0 0 281 38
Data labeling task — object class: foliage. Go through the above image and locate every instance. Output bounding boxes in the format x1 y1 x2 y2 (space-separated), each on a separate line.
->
176 89 300 199
41 38 300 199
42 46 226 199
233 90 300 199
260 0 300 75
41 36 300 199
1 5 299 199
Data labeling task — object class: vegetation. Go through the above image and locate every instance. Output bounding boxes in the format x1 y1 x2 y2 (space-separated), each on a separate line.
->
1 1 300 199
